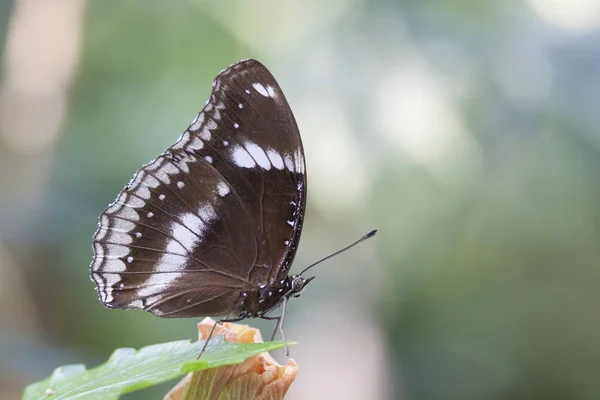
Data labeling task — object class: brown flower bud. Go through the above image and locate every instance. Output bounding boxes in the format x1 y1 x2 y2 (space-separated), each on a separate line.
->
165 318 298 400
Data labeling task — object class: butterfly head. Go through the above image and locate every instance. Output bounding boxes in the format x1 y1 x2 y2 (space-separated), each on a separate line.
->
290 275 315 298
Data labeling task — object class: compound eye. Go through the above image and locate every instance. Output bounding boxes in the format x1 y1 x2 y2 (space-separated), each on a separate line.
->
291 276 304 292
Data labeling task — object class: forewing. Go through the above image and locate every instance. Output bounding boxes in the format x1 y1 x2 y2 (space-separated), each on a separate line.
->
189 60 307 284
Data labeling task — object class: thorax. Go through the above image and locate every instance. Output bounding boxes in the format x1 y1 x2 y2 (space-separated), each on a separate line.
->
235 277 292 318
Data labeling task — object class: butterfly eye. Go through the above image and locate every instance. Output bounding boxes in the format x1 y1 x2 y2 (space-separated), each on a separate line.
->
290 276 304 293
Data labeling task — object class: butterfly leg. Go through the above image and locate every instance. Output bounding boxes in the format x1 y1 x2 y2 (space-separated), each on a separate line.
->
260 296 289 355
196 315 247 359
260 315 281 341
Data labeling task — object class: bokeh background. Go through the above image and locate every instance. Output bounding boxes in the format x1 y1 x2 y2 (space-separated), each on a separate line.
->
2 0 600 399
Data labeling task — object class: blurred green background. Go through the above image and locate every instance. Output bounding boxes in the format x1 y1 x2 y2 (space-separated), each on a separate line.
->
2 0 600 399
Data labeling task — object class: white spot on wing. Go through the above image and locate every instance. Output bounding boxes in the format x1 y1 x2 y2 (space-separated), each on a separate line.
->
189 137 204 151
233 122 239 129
123 196 145 208
159 194 166 201
198 204 217 222
231 145 256 168
177 181 185 189
266 148 284 170
94 220 109 242
253 82 269 97
189 113 204 131
95 272 122 303
266 85 277 97
107 202 139 222
294 148 305 173
101 221 135 244
246 142 271 170
199 119 216 141
180 213 208 249
133 185 151 200
238 103 243 109
217 181 230 197
199 128 211 141
137 211 213 299
283 153 294 171
173 131 190 151
129 299 143 308
153 161 178 185
204 155 213 164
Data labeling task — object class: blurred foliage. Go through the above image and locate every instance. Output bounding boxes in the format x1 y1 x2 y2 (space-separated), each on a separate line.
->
2 0 600 399
377 130 600 398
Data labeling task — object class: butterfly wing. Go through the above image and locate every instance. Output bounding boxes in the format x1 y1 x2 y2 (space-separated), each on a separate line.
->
91 60 307 318
196 60 307 285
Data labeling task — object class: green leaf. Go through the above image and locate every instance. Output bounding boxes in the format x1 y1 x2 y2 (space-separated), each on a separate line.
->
23 336 287 400
181 341 295 373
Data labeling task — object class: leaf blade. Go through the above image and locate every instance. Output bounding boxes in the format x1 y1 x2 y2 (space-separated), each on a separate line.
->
23 336 287 400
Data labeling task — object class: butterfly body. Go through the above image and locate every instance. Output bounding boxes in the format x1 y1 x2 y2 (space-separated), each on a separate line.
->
238 274 313 318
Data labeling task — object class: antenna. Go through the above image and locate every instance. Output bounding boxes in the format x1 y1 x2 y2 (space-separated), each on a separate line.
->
299 229 378 276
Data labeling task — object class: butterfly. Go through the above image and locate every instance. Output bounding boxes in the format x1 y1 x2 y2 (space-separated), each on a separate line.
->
90 59 375 355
